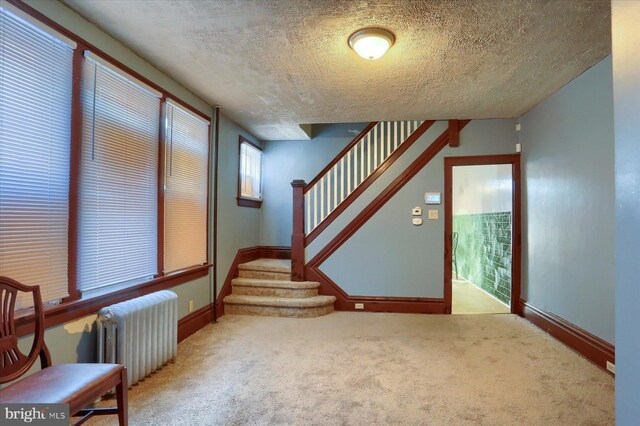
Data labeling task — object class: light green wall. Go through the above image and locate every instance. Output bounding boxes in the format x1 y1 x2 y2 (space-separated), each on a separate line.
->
24 0 211 116
520 56 614 343
17 277 209 368
612 1 640 420
319 120 517 298
11 1 262 373
215 115 262 292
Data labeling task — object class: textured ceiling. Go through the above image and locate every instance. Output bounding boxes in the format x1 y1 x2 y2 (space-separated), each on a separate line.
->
62 0 611 140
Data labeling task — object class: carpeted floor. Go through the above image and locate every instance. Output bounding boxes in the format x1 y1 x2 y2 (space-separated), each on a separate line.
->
92 312 614 425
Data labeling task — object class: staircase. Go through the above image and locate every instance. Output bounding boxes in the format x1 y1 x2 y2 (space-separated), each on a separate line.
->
223 259 335 318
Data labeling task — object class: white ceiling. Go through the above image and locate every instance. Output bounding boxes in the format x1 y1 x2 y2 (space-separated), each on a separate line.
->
62 0 611 140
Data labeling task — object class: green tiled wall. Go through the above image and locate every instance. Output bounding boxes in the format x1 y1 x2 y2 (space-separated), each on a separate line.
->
452 212 512 304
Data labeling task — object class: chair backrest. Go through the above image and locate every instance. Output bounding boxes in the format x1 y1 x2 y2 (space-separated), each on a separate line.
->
0 276 47 384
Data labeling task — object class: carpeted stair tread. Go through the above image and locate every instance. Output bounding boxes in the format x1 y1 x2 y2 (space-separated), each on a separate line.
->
238 258 291 273
224 294 336 308
231 278 320 289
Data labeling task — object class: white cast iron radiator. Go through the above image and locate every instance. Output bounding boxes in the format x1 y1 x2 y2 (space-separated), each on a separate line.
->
97 290 178 386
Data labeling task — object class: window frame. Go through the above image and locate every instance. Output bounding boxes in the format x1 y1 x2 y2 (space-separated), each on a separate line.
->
6 0 212 337
237 136 263 208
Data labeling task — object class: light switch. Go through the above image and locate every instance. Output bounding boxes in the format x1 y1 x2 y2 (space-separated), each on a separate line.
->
412 218 423 226
428 209 439 220
412 207 422 216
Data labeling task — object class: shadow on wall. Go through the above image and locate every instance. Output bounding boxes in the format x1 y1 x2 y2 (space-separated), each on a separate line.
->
48 315 99 364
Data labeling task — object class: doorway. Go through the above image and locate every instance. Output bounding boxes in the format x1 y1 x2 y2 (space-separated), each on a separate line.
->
444 154 521 314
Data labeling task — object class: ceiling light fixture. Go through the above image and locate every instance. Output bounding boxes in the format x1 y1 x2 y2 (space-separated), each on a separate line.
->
348 27 395 60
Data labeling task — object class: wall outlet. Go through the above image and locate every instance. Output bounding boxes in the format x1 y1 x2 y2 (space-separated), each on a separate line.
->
606 361 616 374
516 143 522 153
189 300 194 313
355 303 364 310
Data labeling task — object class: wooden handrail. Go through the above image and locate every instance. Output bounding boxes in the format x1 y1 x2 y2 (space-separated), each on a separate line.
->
304 122 378 193
304 120 435 246
307 120 471 269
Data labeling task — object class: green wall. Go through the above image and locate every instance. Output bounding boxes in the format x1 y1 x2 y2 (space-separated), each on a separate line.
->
9 0 262 376
453 212 512 304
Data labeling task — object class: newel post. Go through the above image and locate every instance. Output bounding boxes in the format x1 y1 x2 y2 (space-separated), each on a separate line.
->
291 180 306 282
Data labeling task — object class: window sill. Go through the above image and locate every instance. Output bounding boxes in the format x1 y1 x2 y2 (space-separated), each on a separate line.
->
237 196 262 208
14 264 211 338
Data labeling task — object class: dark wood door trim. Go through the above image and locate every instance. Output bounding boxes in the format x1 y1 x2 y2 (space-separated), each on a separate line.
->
443 153 522 314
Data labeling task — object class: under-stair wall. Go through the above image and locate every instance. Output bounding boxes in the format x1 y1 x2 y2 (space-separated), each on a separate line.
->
261 119 518 310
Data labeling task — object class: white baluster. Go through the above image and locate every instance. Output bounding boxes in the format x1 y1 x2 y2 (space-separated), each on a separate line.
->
347 150 351 194
330 163 338 211
394 121 398 149
313 185 318 229
320 176 325 221
306 192 311 234
360 138 365 185
386 121 391 159
340 157 345 202
401 121 405 143
367 133 372 176
373 125 378 169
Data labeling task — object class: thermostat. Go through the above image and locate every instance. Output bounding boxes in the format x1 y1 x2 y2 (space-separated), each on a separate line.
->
425 192 441 205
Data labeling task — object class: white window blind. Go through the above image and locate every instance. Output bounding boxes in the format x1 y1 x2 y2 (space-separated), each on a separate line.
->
0 3 74 306
163 100 209 273
78 54 160 292
239 141 262 200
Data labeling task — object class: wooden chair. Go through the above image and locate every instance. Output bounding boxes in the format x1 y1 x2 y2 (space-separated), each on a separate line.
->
0 276 128 425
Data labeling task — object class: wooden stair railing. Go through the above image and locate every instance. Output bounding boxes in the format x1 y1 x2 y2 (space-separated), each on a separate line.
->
290 119 463 281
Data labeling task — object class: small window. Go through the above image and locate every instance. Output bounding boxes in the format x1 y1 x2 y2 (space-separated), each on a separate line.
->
237 136 263 208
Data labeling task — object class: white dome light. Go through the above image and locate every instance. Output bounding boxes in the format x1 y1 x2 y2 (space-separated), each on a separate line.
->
348 28 395 60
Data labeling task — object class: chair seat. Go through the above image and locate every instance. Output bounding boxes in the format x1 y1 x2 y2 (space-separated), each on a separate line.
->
1 363 123 413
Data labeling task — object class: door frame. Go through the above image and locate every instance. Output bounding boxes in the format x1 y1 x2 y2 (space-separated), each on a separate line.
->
443 154 521 314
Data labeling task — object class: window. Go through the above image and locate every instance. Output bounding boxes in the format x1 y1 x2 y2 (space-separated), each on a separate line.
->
0 3 75 307
1 1 212 327
163 100 209 273
237 136 263 208
78 53 161 292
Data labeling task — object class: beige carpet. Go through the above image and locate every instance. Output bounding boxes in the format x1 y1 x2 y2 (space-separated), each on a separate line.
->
452 279 510 315
92 313 613 425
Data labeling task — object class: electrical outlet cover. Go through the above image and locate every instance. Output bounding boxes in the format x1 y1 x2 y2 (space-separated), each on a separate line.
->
606 361 616 374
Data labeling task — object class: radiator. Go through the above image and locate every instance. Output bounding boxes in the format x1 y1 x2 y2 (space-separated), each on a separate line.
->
97 290 178 386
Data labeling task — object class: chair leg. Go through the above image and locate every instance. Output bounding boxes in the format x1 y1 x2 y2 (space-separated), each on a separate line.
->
116 368 128 426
